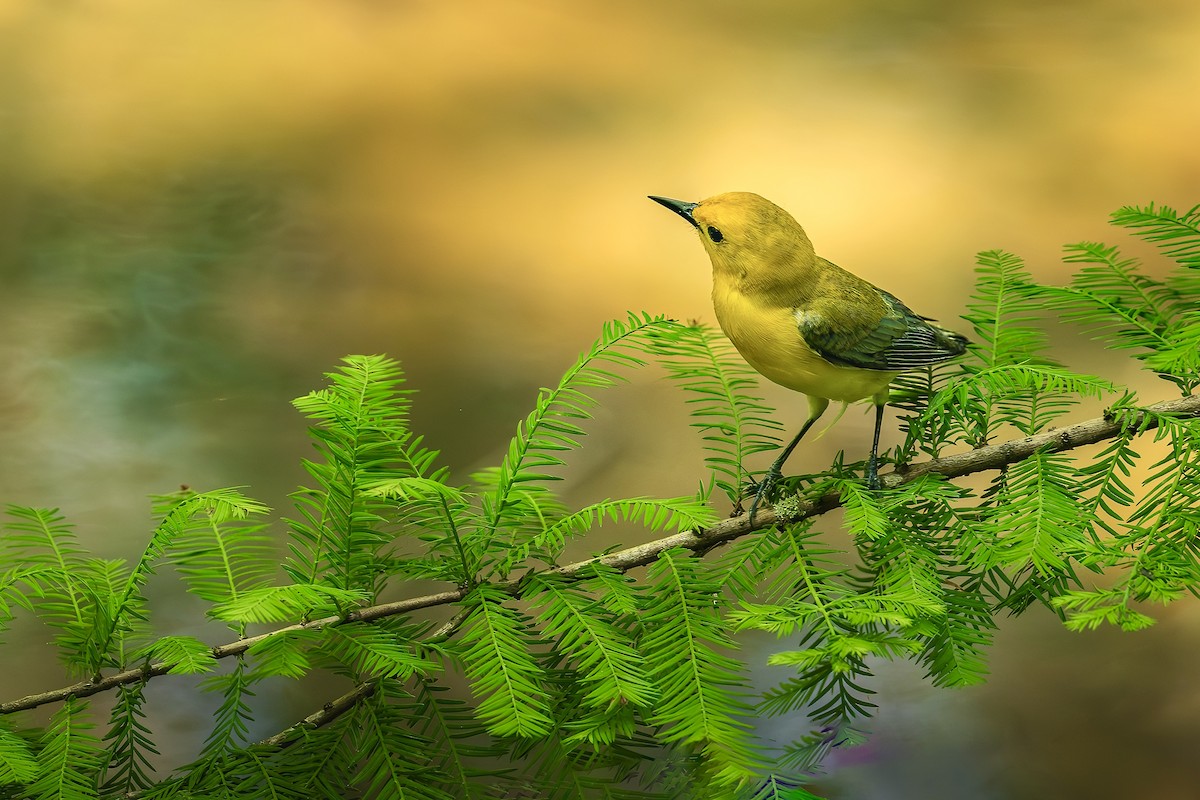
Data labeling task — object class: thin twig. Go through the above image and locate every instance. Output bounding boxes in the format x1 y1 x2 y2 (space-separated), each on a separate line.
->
257 681 379 748
4 392 1197 718
257 608 474 750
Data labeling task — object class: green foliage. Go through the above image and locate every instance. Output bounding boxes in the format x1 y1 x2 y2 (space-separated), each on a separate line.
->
1026 202 1200 393
1 205 1199 798
130 635 216 675
99 685 157 795
347 685 455 800
319 622 436 682
479 314 680 574
533 496 716 556
403 679 507 798
0 727 39 786
1 507 112 676
200 659 257 756
285 354 418 593
26 697 105 800
641 549 757 789
162 488 276 637
456 583 554 738
526 572 658 741
654 326 783 502
245 628 322 680
209 583 368 624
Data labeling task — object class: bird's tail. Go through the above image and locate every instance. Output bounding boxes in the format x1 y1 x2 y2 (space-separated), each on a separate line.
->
935 326 970 356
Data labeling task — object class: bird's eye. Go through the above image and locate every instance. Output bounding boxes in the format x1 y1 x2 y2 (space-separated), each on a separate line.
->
707 226 724 243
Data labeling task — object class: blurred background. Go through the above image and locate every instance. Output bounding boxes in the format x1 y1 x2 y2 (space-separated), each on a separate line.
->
2 1 1199 797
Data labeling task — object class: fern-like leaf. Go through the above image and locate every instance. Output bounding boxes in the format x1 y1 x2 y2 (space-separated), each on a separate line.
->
917 588 994 687
0 725 39 786
86 489 269 671
285 354 418 594
208 583 368 624
654 323 782 502
157 488 275 629
318 622 436 681
349 685 455 800
26 697 105 800
99 684 158 795
749 774 826 800
456 584 553 738
527 573 658 718
480 313 685 569
1112 202 1200 270
405 678 506 799
951 250 1063 443
975 452 1089 575
641 548 757 787
533 496 716 556
245 628 322 680
130 635 217 675
199 659 257 756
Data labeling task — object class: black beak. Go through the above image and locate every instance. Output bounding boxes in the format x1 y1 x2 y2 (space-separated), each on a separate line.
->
648 195 700 228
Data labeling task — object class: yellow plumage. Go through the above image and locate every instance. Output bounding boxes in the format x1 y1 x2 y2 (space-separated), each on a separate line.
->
711 279 895 408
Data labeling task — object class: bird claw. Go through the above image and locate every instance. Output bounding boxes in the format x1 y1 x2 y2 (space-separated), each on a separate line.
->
746 469 782 525
865 468 881 491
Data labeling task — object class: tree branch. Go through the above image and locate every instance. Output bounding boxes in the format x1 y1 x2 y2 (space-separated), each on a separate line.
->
257 680 378 749
4 392 1197 718
255 608 472 750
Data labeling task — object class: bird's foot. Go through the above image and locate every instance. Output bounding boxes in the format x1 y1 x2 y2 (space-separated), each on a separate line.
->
746 467 784 525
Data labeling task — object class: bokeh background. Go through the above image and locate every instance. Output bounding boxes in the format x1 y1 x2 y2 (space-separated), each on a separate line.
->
2 1 1200 797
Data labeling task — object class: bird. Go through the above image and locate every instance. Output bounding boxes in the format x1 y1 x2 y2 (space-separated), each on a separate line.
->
649 191 969 522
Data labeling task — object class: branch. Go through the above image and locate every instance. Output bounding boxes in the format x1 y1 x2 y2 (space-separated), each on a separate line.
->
4 392 1197 718
254 608 472 750
257 680 378 748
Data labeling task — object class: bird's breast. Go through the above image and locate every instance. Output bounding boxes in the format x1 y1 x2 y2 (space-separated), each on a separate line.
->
712 282 895 403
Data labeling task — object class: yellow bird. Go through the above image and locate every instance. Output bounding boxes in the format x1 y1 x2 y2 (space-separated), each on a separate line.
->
650 192 968 521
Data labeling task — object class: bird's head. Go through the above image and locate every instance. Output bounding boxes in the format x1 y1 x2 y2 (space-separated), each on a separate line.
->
648 192 816 287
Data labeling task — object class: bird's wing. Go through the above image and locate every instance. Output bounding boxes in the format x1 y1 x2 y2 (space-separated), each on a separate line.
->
798 290 968 372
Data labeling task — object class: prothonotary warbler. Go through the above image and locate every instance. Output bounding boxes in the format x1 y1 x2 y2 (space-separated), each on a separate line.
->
650 191 969 521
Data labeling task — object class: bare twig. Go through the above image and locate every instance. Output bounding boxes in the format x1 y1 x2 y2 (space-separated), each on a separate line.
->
256 608 473 750
4 392 1197 719
257 681 379 748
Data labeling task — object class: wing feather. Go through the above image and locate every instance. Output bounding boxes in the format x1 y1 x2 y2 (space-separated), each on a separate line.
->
798 290 968 372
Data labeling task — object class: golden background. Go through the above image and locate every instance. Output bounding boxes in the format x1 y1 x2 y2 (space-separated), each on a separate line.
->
2 2 1199 797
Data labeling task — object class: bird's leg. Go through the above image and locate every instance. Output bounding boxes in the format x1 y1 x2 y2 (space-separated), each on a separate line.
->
866 401 886 490
747 413 820 525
